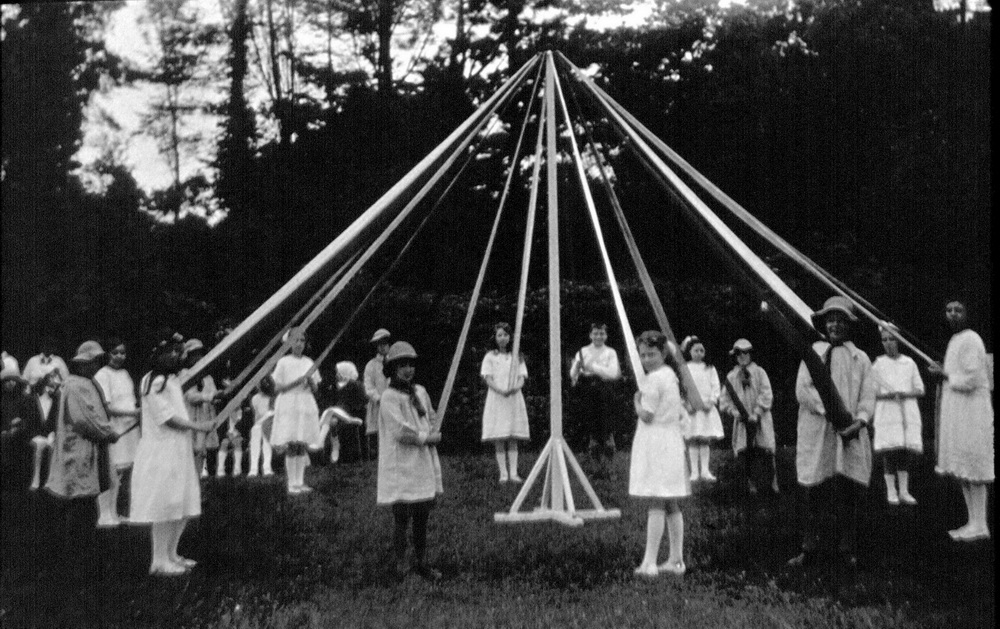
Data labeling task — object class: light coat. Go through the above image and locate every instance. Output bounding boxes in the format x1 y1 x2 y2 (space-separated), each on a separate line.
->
795 341 875 486
45 375 117 499
376 384 443 505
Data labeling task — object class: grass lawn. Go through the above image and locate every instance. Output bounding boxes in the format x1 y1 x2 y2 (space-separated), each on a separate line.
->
1 446 994 628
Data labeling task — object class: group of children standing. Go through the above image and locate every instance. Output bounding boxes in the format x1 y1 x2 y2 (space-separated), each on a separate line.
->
474 313 955 577
4 294 986 583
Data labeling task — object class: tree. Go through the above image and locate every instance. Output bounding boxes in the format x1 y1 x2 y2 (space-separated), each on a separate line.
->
1 2 122 355
139 0 223 200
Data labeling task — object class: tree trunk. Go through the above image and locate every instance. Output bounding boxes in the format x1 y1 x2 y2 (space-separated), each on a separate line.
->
168 85 182 187
449 0 465 78
376 0 393 94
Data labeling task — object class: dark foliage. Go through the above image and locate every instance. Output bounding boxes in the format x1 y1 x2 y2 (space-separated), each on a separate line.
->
0 0 990 418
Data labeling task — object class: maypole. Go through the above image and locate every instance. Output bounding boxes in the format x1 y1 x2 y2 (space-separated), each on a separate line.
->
495 52 620 526
181 57 539 391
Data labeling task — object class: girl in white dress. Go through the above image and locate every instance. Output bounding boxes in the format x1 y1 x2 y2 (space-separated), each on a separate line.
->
680 336 723 482
871 324 924 505
270 328 321 494
130 332 215 576
480 323 530 483
930 300 994 541
630 331 689 578
94 339 141 526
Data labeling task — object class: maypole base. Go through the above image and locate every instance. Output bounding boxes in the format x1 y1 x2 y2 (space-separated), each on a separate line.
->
494 508 621 527
493 435 622 527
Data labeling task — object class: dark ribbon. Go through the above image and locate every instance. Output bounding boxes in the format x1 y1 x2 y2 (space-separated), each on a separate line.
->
722 371 757 446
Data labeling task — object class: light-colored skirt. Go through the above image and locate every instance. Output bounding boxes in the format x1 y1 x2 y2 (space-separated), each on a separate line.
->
629 419 690 500
270 390 321 448
936 389 994 482
481 390 530 441
109 415 140 468
130 430 200 523
684 407 724 441
873 400 922 453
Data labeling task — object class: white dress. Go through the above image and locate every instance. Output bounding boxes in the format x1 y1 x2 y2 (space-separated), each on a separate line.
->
94 366 140 468
130 374 201 522
936 330 994 482
629 366 690 500
871 354 924 453
270 355 321 448
683 362 723 440
480 351 530 441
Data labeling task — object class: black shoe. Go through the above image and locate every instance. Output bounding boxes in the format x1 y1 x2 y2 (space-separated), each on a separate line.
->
412 564 442 582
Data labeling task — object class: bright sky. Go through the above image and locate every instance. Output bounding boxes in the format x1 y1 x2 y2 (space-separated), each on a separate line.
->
73 0 675 200
72 0 984 202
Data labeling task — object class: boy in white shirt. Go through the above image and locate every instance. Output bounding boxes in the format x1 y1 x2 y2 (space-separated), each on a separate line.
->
569 323 622 477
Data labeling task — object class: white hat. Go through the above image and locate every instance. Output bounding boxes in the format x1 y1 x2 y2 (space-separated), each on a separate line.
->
2 352 19 375
1 362 24 382
729 339 753 355
370 329 391 344
184 338 205 354
385 341 417 363
336 361 359 382
72 340 105 362
810 296 858 330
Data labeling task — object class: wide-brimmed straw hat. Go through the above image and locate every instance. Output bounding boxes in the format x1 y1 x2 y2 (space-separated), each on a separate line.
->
810 296 858 330
72 340 105 362
370 329 392 344
385 341 417 363
729 338 753 355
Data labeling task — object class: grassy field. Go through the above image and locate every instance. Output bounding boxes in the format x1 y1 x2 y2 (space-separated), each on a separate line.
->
1 446 994 628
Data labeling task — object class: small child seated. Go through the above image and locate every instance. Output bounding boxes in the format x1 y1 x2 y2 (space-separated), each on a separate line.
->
311 362 365 463
216 406 246 477
29 370 61 490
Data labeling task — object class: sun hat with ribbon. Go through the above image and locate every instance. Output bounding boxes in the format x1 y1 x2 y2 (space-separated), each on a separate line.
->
810 296 858 331
729 338 753 355
385 341 417 364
